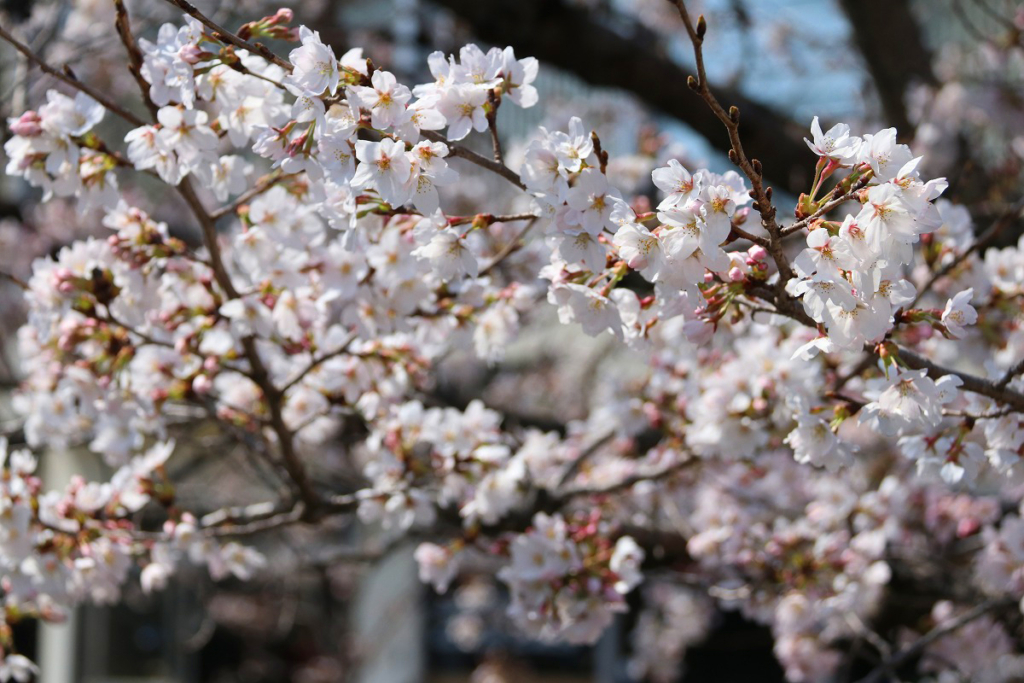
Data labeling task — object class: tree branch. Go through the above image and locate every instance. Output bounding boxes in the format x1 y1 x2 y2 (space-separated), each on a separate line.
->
0 24 146 127
668 0 792 286
159 0 294 72
909 196 1024 307
854 597 1012 683
422 130 525 190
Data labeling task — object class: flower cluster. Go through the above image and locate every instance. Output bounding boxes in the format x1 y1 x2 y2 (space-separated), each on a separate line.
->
0 436 264 669
4 91 115 210
497 512 644 643
2 4 1024 682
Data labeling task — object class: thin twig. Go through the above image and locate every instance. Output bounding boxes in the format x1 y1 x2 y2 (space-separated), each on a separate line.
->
742 284 1024 413
996 358 1024 390
160 0 294 72
486 88 504 164
422 130 525 190
0 25 146 127
942 407 1015 419
210 171 291 220
668 0 791 284
781 174 871 237
479 217 539 276
909 196 1024 307
113 0 160 120
563 458 698 498
730 224 770 247
556 430 616 489
0 271 28 291
175 176 323 513
853 598 1012 683
280 332 359 394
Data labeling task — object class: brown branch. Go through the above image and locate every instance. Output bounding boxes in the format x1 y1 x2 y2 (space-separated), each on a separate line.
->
478 217 539 276
730 224 770 248
196 491 363 537
780 174 872 237
0 270 28 291
106 12 318 510
0 25 146 127
226 59 288 91
421 130 526 191
899 347 1024 413
556 430 616 490
743 284 1024 413
942 407 1015 419
113 0 160 120
279 331 359 394
909 196 1024 307
175 178 323 514
159 0 293 72
854 597 1013 683
562 458 698 498
996 358 1024 391
210 171 292 220
486 88 504 164
667 1 792 286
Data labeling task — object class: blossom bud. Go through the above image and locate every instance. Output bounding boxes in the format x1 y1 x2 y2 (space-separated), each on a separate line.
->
795 193 818 219
748 245 767 261
957 518 980 538
272 7 294 23
727 266 745 282
192 374 213 395
627 253 649 270
178 45 208 65
10 111 43 137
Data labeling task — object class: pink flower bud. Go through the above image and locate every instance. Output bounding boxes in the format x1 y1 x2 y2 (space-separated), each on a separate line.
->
957 518 980 538
192 374 213 394
10 111 43 137
748 245 767 261
727 266 745 282
178 44 207 65
273 7 294 23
